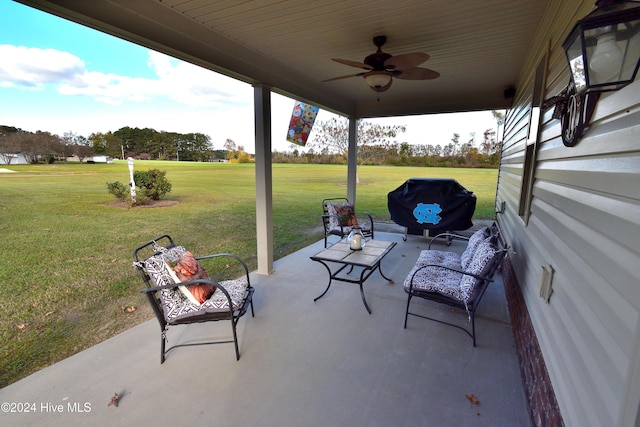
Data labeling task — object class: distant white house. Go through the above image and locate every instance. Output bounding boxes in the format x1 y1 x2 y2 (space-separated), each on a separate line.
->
0 153 29 165
88 155 113 163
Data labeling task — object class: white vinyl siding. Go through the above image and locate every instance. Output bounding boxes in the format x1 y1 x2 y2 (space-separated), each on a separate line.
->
496 1 640 426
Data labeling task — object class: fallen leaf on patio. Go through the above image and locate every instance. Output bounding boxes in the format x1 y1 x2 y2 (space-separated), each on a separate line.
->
17 323 26 330
108 392 119 407
466 394 480 405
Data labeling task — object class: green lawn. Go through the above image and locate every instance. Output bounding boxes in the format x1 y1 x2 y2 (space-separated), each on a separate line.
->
0 161 497 386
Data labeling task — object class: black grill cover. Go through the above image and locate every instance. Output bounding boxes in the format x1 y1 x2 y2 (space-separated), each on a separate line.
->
387 178 476 235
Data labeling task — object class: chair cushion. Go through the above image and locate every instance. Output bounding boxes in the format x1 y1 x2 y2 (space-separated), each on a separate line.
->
416 249 462 269
403 263 465 301
459 241 497 301
460 227 490 269
144 246 250 323
327 202 359 232
403 241 496 304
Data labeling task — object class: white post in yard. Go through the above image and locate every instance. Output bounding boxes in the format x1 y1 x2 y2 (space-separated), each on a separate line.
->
127 157 136 204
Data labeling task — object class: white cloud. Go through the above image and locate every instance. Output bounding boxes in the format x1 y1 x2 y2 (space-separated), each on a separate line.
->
146 51 251 108
0 44 251 108
0 44 85 89
0 44 500 153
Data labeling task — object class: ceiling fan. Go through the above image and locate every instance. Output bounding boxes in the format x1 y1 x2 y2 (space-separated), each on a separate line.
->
323 35 440 92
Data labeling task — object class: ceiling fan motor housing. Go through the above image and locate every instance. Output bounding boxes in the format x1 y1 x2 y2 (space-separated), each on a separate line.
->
364 52 392 70
366 35 393 70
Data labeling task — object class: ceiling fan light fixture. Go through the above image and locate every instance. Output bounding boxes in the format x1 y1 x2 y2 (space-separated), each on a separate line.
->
364 71 392 90
327 35 438 92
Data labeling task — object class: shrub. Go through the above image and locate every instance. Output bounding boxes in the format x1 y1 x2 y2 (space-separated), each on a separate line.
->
106 181 129 201
133 169 172 201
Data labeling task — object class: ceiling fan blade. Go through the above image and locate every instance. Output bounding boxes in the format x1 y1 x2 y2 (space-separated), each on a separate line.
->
322 72 366 82
385 52 429 71
395 67 440 80
332 58 373 70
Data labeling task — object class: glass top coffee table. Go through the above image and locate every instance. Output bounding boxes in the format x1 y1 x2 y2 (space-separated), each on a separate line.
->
310 239 396 314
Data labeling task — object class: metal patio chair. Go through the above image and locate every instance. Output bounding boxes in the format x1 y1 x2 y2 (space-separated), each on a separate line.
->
321 197 374 247
133 234 254 362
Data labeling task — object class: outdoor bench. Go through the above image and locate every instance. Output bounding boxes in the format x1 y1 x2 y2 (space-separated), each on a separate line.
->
403 223 506 346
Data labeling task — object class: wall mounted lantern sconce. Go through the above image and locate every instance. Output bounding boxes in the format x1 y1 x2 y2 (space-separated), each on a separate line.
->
551 0 640 146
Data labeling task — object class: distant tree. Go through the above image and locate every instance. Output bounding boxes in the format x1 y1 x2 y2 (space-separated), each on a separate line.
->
310 117 405 157
308 117 406 177
492 109 505 149
72 144 93 162
61 131 93 162
442 143 454 157
480 129 497 155
459 142 479 166
0 129 63 163
22 132 62 163
88 131 122 157
224 138 237 160
399 142 412 159
451 133 460 155
0 129 22 164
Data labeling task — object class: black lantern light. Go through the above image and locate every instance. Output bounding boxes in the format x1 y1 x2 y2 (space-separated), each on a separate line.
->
563 0 640 93
556 0 640 146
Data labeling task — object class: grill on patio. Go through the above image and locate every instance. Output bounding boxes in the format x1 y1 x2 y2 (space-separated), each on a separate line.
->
387 178 476 236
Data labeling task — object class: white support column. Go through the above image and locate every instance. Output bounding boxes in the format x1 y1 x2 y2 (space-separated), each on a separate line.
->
253 84 274 275
346 117 357 206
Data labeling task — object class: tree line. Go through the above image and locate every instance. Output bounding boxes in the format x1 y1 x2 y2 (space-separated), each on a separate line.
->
0 125 226 164
0 126 93 164
273 116 501 168
101 127 219 162
1 113 502 167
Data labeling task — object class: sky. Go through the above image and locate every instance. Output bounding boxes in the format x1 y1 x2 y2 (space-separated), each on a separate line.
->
0 0 501 153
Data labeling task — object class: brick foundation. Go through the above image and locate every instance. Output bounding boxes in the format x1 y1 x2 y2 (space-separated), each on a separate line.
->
503 257 564 427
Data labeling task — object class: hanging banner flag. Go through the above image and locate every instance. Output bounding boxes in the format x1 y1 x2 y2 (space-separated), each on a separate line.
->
286 101 319 146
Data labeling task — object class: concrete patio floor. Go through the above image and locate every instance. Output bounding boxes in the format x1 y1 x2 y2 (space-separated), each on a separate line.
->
0 228 530 427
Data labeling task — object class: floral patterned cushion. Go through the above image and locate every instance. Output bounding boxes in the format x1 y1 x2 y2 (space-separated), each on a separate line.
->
144 246 250 323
